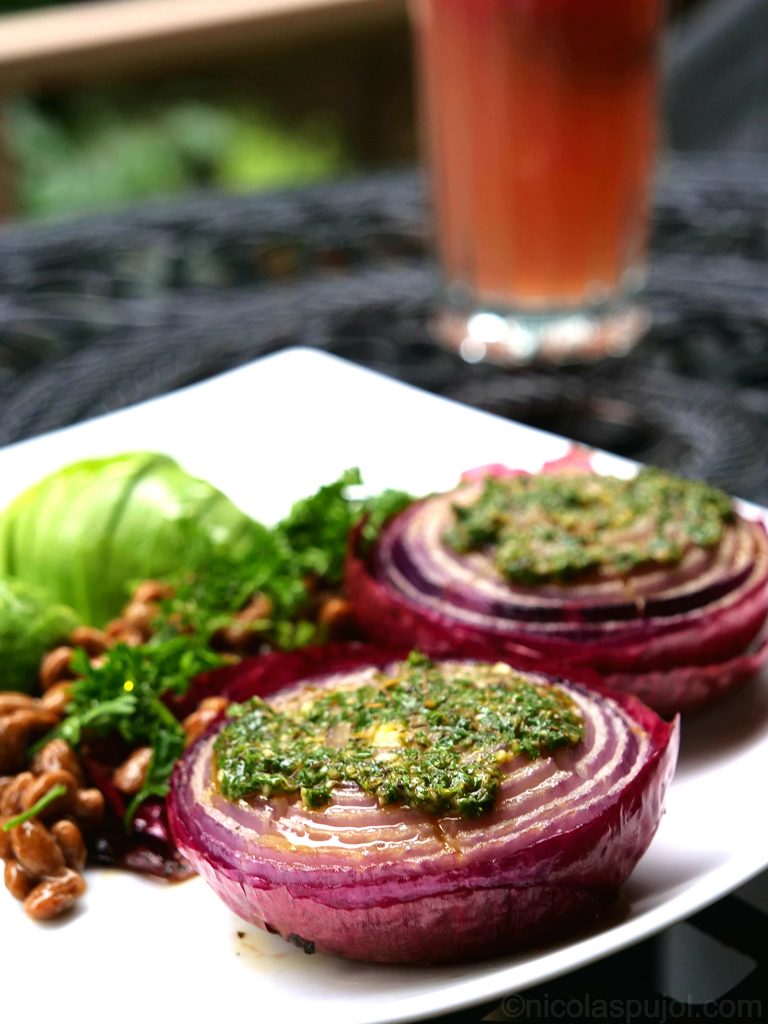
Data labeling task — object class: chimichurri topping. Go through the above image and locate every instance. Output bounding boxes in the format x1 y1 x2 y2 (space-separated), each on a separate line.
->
213 654 584 817
445 467 733 584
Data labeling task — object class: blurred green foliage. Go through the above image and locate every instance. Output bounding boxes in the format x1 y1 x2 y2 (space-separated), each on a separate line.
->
7 98 349 219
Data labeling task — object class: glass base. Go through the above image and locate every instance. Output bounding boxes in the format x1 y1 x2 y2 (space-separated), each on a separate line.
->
433 298 650 366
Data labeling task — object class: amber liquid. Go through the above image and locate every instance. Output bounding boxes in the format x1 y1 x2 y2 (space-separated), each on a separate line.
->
414 0 663 311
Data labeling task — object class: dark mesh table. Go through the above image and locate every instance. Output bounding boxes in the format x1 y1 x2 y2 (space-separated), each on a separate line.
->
0 156 766 1022
1 155 768 502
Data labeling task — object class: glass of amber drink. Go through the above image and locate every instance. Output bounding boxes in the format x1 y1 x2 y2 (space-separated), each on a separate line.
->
411 0 664 363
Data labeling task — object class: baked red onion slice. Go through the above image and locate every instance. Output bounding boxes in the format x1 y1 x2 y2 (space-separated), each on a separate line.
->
346 458 768 716
169 648 678 964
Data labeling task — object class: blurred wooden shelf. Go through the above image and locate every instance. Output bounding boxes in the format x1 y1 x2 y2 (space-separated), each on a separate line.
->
0 0 407 218
0 0 404 88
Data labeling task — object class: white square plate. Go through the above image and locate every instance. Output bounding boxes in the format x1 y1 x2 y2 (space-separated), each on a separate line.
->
1 348 767 1024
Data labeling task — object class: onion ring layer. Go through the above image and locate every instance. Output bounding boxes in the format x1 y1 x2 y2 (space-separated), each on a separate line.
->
346 460 768 715
169 647 678 963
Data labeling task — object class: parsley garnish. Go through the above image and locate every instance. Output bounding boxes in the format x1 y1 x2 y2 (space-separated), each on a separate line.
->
37 470 412 825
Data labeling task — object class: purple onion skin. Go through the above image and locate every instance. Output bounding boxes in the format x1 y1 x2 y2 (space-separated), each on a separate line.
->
168 647 678 964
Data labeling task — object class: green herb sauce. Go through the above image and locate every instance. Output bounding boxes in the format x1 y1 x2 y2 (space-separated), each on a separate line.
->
213 654 584 818
445 467 733 584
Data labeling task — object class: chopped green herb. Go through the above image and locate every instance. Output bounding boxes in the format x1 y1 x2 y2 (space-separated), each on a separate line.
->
446 467 733 584
35 469 412 825
358 488 414 550
214 655 584 818
42 640 222 820
154 470 411 650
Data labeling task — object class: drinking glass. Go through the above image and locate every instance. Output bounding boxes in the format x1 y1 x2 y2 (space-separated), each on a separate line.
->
410 0 665 363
